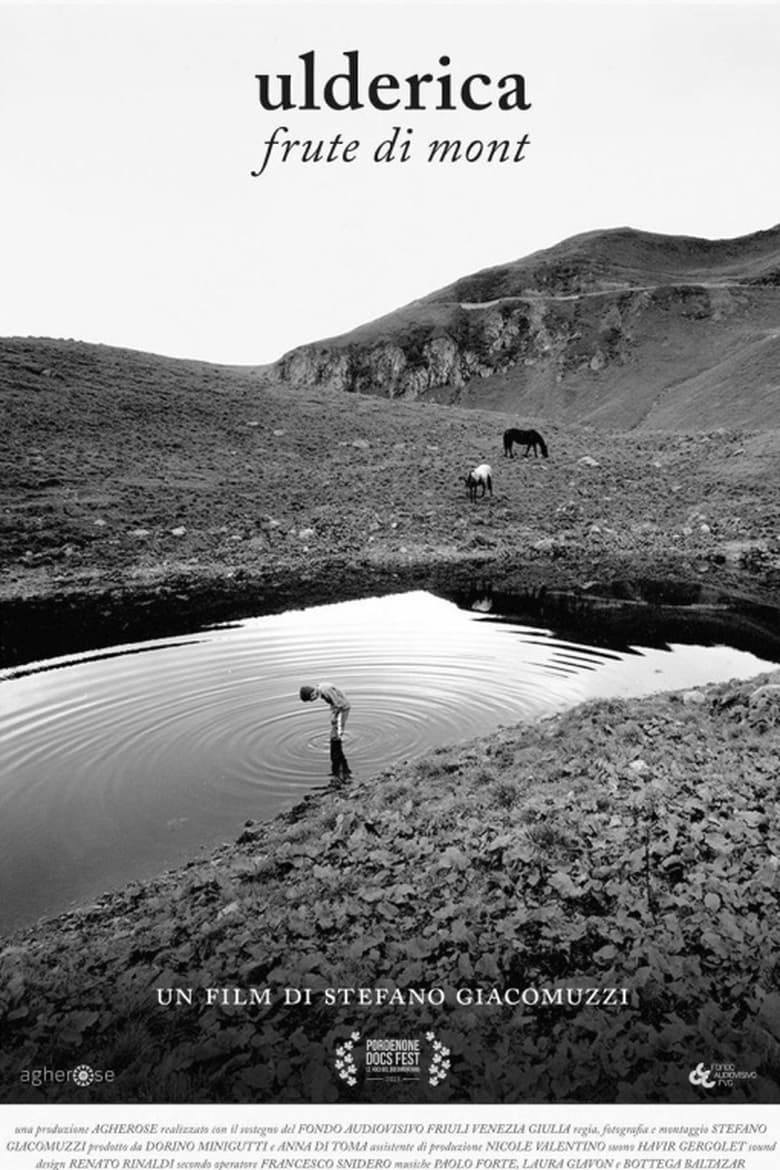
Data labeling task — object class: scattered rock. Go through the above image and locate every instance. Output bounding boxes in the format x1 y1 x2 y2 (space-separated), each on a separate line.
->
682 690 706 705
578 456 600 468
216 901 240 920
748 685 780 726
758 992 780 1042
352 438 370 450
170 526 187 537
236 826 262 844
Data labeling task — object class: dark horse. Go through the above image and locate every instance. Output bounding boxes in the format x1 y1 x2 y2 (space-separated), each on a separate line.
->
503 428 549 458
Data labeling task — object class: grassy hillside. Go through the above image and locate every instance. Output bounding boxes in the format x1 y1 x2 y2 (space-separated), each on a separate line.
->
272 225 780 430
2 334 779 638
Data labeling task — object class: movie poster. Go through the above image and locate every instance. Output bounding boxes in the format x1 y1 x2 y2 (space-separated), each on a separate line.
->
1 0 779 1149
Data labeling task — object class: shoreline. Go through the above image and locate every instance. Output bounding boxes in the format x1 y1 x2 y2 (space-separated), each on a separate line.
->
3 542 779 669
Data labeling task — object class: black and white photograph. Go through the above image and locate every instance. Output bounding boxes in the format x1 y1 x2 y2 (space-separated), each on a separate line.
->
1 0 779 1115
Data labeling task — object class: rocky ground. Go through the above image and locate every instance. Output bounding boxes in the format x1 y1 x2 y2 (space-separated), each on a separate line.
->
1 336 779 1103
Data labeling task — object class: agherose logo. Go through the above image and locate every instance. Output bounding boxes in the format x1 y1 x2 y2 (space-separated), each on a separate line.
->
334 1030 451 1087
72 1064 96 1087
689 1061 758 1090
20 1063 115 1089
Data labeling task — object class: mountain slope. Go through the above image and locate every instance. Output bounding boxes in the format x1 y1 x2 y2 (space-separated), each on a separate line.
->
272 225 780 430
422 223 780 302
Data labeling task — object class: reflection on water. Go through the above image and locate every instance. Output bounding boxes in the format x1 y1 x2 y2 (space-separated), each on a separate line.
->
0 590 775 935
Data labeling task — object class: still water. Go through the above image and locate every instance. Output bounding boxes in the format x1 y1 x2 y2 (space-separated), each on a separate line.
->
0 590 775 935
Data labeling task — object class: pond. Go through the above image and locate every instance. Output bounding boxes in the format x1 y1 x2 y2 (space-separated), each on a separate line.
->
0 588 777 936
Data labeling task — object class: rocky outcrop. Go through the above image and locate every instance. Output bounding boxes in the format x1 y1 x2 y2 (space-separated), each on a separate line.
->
274 284 746 400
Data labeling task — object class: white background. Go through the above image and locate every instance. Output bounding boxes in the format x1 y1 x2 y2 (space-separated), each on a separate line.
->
1 0 779 363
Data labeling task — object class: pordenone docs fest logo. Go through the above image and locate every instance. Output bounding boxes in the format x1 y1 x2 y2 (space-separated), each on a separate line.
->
335 1031 451 1087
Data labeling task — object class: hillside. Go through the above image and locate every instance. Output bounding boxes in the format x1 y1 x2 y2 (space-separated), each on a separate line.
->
272 225 780 430
1 333 779 667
